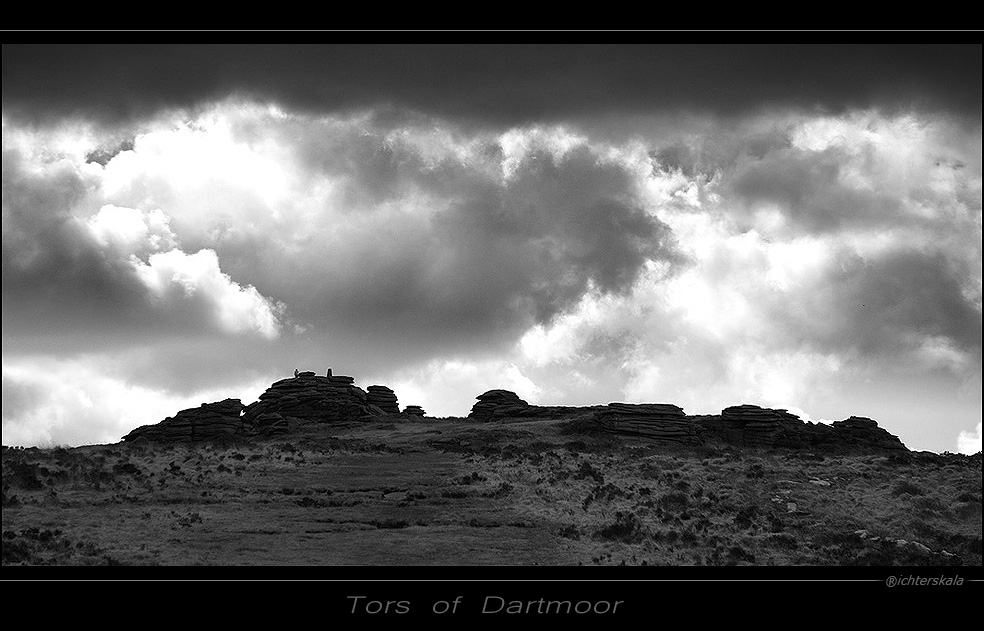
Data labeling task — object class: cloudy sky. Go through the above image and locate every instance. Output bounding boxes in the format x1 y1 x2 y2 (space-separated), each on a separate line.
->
2 42 981 453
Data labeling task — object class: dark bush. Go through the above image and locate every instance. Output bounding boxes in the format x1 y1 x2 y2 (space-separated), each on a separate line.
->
657 491 689 513
593 512 645 543
733 506 760 530
574 461 605 484
891 480 925 497
112 462 142 476
7 461 45 490
484 482 513 499
372 518 410 529
727 545 756 564
557 525 581 540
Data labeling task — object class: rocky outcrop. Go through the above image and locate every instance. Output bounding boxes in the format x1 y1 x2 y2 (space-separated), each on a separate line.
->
122 399 246 443
592 403 701 445
717 404 804 447
118 370 418 443
251 412 290 436
242 373 378 427
121 375 908 455
366 386 400 414
822 417 908 452
696 405 908 452
468 390 530 422
468 391 908 454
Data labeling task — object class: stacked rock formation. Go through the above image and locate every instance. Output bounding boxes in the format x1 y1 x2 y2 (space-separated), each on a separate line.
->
120 373 909 454
469 390 530 422
697 405 908 452
122 399 245 443
591 403 700 445
718 404 802 447
824 417 908 452
241 372 377 429
366 386 400 414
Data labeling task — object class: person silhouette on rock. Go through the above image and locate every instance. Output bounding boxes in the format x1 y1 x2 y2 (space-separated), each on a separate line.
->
294 368 299 378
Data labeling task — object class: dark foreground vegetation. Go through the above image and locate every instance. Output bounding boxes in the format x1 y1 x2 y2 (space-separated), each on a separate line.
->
3 414 980 566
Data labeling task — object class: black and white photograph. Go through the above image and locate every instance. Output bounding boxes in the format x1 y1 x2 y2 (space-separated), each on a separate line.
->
2 37 981 613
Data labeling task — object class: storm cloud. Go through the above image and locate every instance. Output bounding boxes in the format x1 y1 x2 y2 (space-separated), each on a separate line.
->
2 43 981 453
2 145 285 348
3 44 981 127
3 107 680 368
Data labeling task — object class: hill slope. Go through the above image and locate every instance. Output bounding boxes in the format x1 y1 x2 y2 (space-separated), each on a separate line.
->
3 412 980 566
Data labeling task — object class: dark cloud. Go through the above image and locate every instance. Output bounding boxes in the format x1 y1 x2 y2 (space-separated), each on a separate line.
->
1 373 44 420
2 147 146 334
768 247 982 361
84 137 134 166
651 145 700 178
89 337 294 397
4 44 980 129
830 249 981 356
649 123 794 180
726 146 903 233
700 119 980 240
215 127 680 365
474 145 677 319
2 109 681 388
1 147 93 230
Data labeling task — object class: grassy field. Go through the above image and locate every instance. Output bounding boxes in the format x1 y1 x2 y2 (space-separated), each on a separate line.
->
3 415 981 566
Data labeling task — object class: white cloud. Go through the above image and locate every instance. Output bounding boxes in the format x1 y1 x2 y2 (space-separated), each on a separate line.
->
957 422 982 455
386 357 548 418
725 350 843 410
519 292 610 366
498 125 586 180
783 407 831 425
133 248 283 339
87 204 176 254
100 105 295 216
502 363 543 401
2 360 271 447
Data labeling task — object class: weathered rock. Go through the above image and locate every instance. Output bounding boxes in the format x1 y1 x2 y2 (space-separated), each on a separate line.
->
253 412 289 435
122 399 246 443
366 385 400 414
697 405 908 452
826 416 908 452
469 390 530 422
124 374 910 455
466 391 905 452
243 373 381 427
716 405 801 447
591 403 700 445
